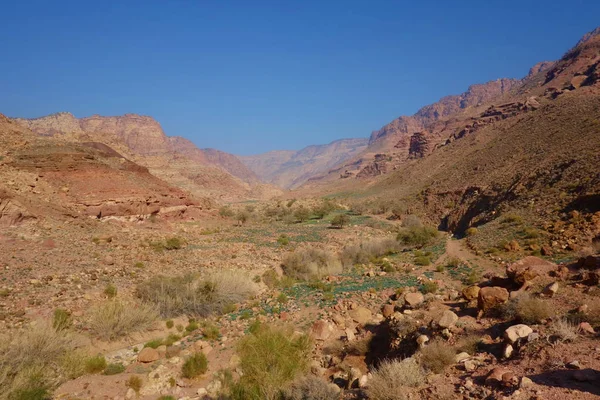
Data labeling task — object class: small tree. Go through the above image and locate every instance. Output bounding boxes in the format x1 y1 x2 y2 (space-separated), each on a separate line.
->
293 207 310 223
330 214 350 229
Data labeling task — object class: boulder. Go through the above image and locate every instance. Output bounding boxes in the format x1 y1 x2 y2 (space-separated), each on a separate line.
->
504 324 533 344
310 319 333 341
381 304 395 318
477 286 509 315
138 347 160 363
506 256 555 288
349 307 372 325
438 310 458 328
404 292 424 308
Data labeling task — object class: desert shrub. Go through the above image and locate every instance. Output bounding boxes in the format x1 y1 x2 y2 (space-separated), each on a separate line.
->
144 338 163 349
236 211 250 225
202 322 220 340
549 318 578 342
165 237 183 250
435 264 446 273
134 261 144 268
366 358 424 400
277 234 290 246
420 281 438 294
446 258 461 268
464 269 482 285
465 227 478 236
182 352 208 379
0 324 84 399
103 363 125 375
520 227 540 239
287 199 297 208
330 214 350 228
232 324 311 400
293 206 310 223
414 255 431 266
277 293 288 304
341 238 399 267
126 375 143 393
219 206 234 217
137 270 259 318
456 335 481 354
281 248 342 281
104 283 117 299
164 333 181 346
52 309 72 332
501 214 523 224
501 293 553 324
88 300 158 341
85 355 107 373
419 340 455 374
262 270 280 288
282 376 339 400
166 320 174 329
157 397 176 400
185 319 199 333
397 226 438 248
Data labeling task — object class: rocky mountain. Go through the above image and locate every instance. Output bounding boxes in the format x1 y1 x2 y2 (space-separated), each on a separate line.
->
13 113 277 201
301 27 600 242
239 138 368 189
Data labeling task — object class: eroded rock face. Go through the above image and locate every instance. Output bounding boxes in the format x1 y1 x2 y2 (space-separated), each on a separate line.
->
506 257 556 288
407 132 430 159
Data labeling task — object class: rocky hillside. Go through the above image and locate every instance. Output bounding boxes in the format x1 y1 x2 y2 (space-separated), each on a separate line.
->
0 114 205 226
240 138 368 189
13 113 278 201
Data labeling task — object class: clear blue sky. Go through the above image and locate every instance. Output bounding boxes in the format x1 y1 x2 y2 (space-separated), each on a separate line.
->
1 1 598 155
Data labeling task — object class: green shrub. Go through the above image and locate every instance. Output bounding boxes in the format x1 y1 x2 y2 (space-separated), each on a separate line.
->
420 281 438 294
182 353 208 379
134 261 144 269
501 214 522 224
125 375 143 393
446 258 461 268
277 293 288 304
52 309 72 332
281 249 342 281
165 237 183 250
157 397 176 400
414 256 431 266
232 324 311 400
341 238 399 267
164 333 181 346
465 227 478 236
104 284 117 299
293 207 310 223
277 234 290 246
85 355 107 374
330 214 350 228
103 363 125 375
501 293 553 324
144 338 163 349
202 322 220 340
185 320 199 333
397 226 438 248
219 206 234 217
166 320 174 329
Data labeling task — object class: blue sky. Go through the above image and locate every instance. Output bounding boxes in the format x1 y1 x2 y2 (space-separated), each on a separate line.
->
1 1 598 155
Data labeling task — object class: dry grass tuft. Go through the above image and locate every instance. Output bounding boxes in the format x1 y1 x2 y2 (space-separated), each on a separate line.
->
281 248 342 281
0 324 85 399
549 318 579 343
366 358 425 400
137 270 259 318
282 376 339 400
502 293 553 324
341 237 399 267
419 340 455 374
88 300 158 341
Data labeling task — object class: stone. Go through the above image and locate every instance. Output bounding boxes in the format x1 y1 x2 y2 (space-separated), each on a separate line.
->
506 256 555 288
542 282 559 297
477 286 509 315
349 307 372 325
382 304 395 318
332 313 345 326
502 371 519 387
197 388 208 396
485 367 512 386
504 324 533 344
156 345 167 358
345 327 356 342
455 352 470 363
125 388 136 400
438 310 458 328
310 319 333 341
520 376 533 388
579 322 595 334
504 240 521 252
462 285 480 301
567 360 581 369
503 344 514 359
464 360 478 372
404 292 424 308
206 379 223 397
358 374 368 388
416 335 429 347
138 347 160 363
166 345 181 358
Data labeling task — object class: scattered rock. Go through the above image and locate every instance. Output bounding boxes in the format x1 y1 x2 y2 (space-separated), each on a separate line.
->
503 344 514 359
311 319 333 341
455 352 470 363
349 307 372 325
462 285 480 301
438 310 458 328
381 304 395 318
477 286 509 315
416 335 429 347
520 376 533 388
486 367 512 387
542 281 559 297
567 360 581 369
504 324 533 344
579 322 595 334
506 256 555 288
